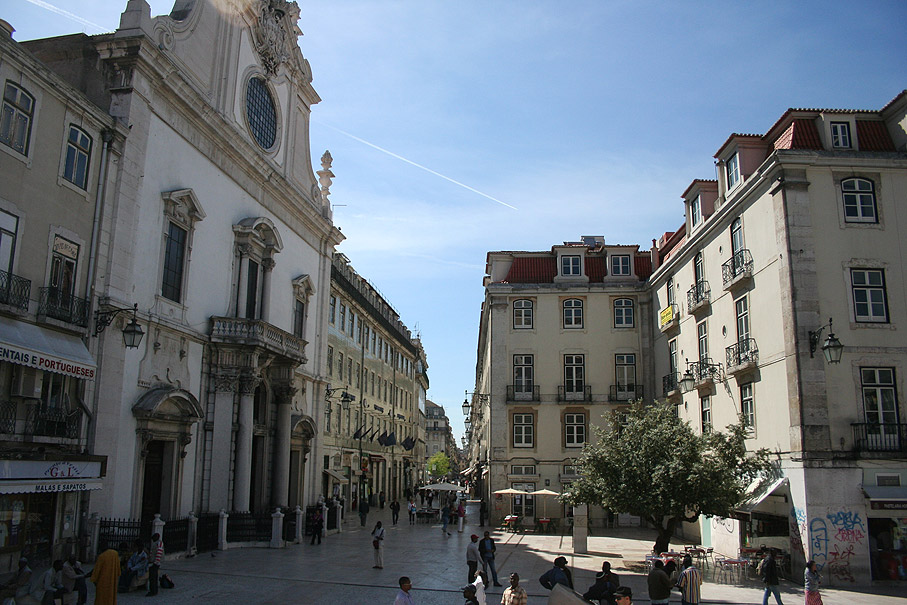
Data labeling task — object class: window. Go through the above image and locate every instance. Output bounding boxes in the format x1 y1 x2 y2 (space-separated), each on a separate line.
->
700 396 712 434
40 372 75 409
731 217 744 257
735 296 750 342
337 353 344 380
877 475 901 487
293 300 305 338
563 298 583 329
324 403 332 433
691 196 702 227
329 296 336 324
740 383 755 430
371 331 376 354
1 82 34 154
666 275 675 306
562 465 578 476
511 482 535 517
511 465 536 475
246 77 277 150
861 368 898 439
245 258 259 318
831 122 851 148
63 126 92 189
513 299 533 329
513 355 534 396
347 359 352 385
614 298 634 327
611 254 630 276
565 413 586 447
697 321 708 362
1 209 19 275
669 339 677 375
842 178 877 223
49 236 78 303
615 354 636 400
564 354 585 397
851 269 888 323
726 153 740 189
339 304 346 332
513 413 534 448
161 222 187 302
561 255 581 276
694 252 704 285
348 310 355 336
327 346 333 375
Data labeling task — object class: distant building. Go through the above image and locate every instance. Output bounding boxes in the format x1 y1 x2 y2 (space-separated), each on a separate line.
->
425 400 458 478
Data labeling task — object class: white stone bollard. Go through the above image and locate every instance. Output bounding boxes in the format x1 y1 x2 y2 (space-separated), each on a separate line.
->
573 505 588 554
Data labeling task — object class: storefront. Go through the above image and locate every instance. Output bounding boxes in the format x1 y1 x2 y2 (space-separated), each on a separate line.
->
0 458 105 567
864 485 907 581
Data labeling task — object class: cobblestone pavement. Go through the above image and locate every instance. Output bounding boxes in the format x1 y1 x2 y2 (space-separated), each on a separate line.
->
97 503 904 604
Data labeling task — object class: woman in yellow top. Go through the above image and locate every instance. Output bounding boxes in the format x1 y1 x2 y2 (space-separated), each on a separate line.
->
90 548 121 605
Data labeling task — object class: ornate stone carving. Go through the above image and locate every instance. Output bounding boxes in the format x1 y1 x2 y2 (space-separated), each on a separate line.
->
272 383 297 404
213 371 239 393
137 429 154 458
239 372 262 395
261 257 276 271
255 0 293 75
179 432 193 458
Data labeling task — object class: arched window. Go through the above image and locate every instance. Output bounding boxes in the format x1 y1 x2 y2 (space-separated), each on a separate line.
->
842 178 877 223
513 299 533 329
63 126 92 189
614 298 634 327
1 82 35 154
563 298 583 329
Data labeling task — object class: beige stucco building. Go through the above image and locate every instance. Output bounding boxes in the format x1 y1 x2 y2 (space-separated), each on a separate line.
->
322 253 428 509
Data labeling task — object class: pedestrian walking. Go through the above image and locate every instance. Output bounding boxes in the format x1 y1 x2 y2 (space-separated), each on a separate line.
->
90 548 120 605
420 490 425 507
62 554 88 605
457 500 467 533
804 560 823 605
759 551 784 605
310 508 324 544
500 573 527 605
427 491 434 508
647 559 673 605
147 532 164 596
380 490 386 509
467 534 481 584
472 571 488 605
391 499 401 525
408 499 417 524
539 556 573 590
478 531 502 586
371 521 386 569
359 496 370 527
676 555 702 605
479 499 487 527
582 560 620 605
395 576 415 605
441 503 452 536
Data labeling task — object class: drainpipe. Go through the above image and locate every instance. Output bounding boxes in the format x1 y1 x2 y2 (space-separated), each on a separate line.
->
85 129 115 317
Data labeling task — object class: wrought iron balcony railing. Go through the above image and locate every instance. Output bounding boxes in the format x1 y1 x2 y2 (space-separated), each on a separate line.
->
662 373 679 397
38 288 89 327
210 316 307 364
691 358 721 383
722 249 754 288
726 338 759 371
0 269 31 311
851 423 907 453
558 385 591 402
687 280 711 312
507 385 540 401
25 405 82 439
609 384 643 402
0 400 17 433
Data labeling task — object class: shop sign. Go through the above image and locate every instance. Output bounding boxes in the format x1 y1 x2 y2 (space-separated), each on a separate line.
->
34 481 91 493
659 305 676 328
870 500 907 510
0 460 103 480
0 344 95 378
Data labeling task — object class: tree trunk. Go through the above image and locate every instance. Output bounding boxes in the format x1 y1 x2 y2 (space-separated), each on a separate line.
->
652 517 679 553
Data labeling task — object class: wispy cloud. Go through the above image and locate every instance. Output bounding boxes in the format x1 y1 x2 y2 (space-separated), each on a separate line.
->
24 0 107 32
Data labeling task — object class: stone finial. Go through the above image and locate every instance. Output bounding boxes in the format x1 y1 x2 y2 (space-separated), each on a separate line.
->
317 150 334 206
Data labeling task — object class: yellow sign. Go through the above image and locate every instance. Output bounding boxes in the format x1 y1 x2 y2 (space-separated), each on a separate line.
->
659 305 675 328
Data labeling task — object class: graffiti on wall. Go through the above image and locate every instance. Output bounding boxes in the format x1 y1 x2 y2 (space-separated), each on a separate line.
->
808 508 865 584
711 516 735 534
789 507 806 555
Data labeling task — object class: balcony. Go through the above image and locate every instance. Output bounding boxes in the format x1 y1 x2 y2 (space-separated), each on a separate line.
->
38 288 89 328
658 304 679 333
852 423 907 454
507 385 540 402
0 269 31 312
691 359 721 389
558 385 591 402
210 316 307 364
25 404 83 440
722 249 754 291
609 384 643 402
662 373 680 399
687 281 711 314
726 338 759 375
0 401 16 433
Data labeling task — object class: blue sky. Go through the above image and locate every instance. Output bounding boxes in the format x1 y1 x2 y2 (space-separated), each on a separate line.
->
7 1 905 441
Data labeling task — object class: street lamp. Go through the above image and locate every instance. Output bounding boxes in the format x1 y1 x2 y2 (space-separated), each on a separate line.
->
461 435 468 449
462 397 471 416
809 317 844 364
464 416 472 430
95 303 145 349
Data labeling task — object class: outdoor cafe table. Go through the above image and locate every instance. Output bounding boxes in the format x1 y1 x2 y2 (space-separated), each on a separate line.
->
536 518 551 533
502 515 519 531
721 558 750 580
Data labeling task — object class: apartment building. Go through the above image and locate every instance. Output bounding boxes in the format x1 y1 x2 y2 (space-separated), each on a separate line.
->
323 254 428 507
466 237 653 526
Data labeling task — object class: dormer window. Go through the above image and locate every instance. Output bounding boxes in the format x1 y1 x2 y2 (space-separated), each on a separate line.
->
726 153 740 189
831 122 851 148
610 255 630 276
690 196 702 228
561 255 581 276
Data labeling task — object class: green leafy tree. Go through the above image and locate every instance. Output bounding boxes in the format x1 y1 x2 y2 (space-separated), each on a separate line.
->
428 451 450 478
565 401 773 553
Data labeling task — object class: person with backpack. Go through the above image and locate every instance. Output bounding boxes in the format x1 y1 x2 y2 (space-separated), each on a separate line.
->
539 556 573 591
760 551 784 605
582 560 620 605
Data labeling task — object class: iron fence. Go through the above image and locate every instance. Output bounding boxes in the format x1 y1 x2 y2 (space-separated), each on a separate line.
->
195 513 220 553
662 373 679 397
609 384 643 402
852 423 907 453
225 511 271 542
282 510 297 542
726 338 759 368
557 385 592 402
722 249 754 286
97 518 150 553
163 516 190 552
687 280 711 310
0 269 30 311
0 400 16 433
506 385 540 401
38 287 89 327
25 405 82 439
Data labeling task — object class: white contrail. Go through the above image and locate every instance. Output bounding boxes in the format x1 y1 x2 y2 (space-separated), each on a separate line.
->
316 120 517 210
24 0 108 32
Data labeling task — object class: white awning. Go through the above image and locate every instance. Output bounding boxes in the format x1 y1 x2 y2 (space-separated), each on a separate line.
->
737 477 789 513
0 317 96 379
0 477 103 494
323 469 348 483
862 485 907 501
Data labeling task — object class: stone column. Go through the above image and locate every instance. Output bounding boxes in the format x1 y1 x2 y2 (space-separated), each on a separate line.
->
270 508 285 548
236 244 251 318
259 257 275 323
573 504 588 554
188 512 198 556
233 373 259 512
152 513 165 540
87 513 100 561
294 505 303 543
271 383 296 508
210 371 238 511
218 510 228 551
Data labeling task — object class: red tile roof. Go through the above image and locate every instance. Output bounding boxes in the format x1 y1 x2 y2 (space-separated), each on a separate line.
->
635 255 653 279
585 257 606 282
856 120 896 151
502 257 557 283
772 118 823 150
